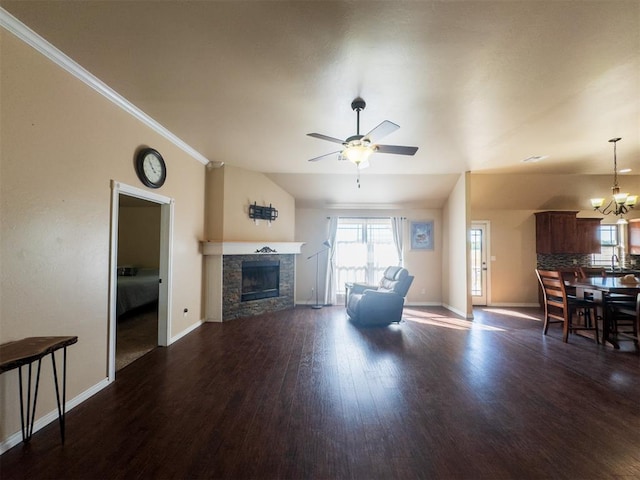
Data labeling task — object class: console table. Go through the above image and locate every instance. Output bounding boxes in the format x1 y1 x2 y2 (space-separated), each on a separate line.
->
0 336 78 444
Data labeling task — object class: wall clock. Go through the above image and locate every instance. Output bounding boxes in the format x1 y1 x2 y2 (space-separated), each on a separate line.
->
135 148 166 189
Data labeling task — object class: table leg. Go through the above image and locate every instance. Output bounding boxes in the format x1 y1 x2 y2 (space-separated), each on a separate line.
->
14 349 69 444
50 347 68 444
17 358 43 443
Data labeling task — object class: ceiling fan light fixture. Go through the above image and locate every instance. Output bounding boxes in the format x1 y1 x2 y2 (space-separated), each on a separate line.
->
343 144 374 167
306 98 418 187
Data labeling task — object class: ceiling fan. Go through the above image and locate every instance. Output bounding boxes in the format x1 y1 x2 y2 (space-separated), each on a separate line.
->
307 98 419 172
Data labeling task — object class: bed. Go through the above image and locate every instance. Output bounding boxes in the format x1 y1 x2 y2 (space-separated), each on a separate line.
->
116 268 160 317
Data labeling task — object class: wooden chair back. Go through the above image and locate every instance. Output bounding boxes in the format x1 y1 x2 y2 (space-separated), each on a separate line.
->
578 267 607 279
536 269 571 340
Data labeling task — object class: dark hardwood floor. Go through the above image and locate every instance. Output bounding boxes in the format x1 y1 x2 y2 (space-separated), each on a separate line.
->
1 306 639 479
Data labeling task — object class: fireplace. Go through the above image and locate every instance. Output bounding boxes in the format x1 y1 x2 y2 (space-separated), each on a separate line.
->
202 242 303 322
241 260 280 302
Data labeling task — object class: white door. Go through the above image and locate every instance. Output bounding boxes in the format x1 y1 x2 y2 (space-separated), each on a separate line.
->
471 222 489 305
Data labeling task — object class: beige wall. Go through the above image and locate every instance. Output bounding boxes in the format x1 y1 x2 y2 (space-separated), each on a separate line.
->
205 165 295 242
442 173 472 317
470 173 640 212
0 31 206 442
294 208 443 306
205 166 225 241
117 205 161 268
472 210 539 305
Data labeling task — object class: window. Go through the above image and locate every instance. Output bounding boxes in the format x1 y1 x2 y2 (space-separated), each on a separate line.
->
335 218 397 293
470 228 483 296
591 224 621 267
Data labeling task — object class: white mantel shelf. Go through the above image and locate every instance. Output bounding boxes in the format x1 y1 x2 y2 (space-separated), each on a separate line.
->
201 241 305 256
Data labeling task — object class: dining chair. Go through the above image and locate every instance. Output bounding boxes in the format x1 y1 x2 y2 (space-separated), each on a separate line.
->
577 267 607 279
535 269 599 343
605 292 640 349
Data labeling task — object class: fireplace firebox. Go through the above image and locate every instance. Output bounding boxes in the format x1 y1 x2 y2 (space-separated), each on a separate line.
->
241 260 280 302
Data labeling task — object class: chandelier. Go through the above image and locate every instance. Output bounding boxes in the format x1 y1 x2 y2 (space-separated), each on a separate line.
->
590 137 637 223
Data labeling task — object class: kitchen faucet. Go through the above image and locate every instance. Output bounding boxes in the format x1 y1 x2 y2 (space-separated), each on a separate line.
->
611 254 620 271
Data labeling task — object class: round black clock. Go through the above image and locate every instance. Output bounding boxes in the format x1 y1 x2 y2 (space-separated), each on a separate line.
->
135 148 166 188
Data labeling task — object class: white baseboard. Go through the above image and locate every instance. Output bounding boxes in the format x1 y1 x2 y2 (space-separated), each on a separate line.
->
0 377 111 455
170 319 203 343
442 303 473 319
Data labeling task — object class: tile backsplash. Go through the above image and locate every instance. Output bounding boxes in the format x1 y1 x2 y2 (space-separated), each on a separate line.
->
537 253 640 270
537 254 591 270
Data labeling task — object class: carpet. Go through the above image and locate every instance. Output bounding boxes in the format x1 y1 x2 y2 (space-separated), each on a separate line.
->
116 305 158 371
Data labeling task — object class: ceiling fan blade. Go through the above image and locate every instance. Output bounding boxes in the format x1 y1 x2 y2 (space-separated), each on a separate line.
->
308 151 341 162
363 120 400 143
307 133 345 145
375 144 419 156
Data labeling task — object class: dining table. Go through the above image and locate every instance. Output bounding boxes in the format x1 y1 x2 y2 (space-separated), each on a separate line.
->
568 276 640 348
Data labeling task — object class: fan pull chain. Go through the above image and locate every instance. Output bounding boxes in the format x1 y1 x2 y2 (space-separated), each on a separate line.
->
357 169 361 188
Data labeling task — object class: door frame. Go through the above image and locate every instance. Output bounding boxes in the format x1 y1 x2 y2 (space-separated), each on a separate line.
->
108 180 174 381
471 221 491 306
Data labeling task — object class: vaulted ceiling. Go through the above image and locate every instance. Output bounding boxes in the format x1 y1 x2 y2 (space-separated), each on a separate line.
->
2 1 639 207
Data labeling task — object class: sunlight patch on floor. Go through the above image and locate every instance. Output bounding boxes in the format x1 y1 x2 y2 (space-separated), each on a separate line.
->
402 309 450 319
403 309 505 331
480 308 541 322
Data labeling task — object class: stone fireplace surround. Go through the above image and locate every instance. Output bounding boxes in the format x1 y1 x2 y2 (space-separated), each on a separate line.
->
202 242 304 322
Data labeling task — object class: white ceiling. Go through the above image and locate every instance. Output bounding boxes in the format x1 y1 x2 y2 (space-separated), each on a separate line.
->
2 1 639 207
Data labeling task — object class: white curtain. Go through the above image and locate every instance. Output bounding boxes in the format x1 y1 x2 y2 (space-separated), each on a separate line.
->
391 216 405 266
323 217 339 305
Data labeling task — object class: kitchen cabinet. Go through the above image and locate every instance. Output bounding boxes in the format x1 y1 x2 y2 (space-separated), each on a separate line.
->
535 211 578 254
575 218 602 254
629 219 640 254
535 211 601 254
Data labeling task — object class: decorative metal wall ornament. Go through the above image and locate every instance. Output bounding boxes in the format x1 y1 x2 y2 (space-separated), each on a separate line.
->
255 246 278 254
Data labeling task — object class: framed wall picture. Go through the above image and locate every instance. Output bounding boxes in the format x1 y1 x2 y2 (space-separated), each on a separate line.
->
410 221 434 250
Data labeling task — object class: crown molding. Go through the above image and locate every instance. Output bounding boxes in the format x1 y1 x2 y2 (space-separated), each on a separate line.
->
0 7 210 166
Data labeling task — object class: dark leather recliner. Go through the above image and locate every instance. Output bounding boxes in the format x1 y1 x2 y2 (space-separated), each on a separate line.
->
346 266 414 326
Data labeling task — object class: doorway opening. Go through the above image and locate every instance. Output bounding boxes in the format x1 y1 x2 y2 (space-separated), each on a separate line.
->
116 195 161 370
109 181 173 381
